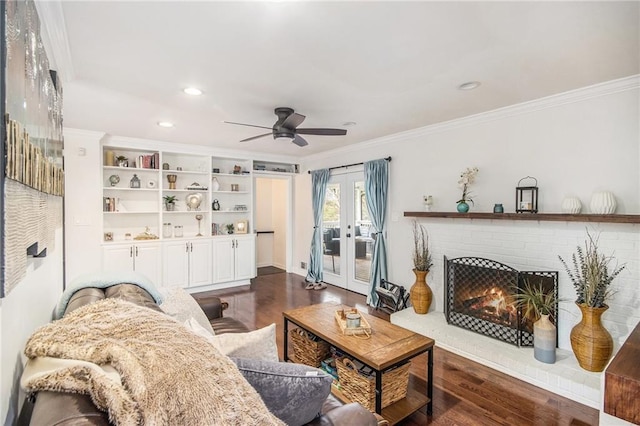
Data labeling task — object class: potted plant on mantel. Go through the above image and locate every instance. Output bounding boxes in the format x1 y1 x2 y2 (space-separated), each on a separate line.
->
409 221 434 314
163 195 177 211
559 230 626 372
513 280 558 364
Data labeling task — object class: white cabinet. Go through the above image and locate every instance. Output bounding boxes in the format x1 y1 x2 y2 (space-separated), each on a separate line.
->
212 235 255 284
162 239 212 288
102 242 161 284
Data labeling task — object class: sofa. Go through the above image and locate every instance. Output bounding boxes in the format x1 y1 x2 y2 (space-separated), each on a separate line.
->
19 282 381 426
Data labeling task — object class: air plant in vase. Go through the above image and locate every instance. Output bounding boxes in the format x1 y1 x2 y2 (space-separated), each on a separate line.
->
163 195 177 211
409 221 434 314
512 280 557 323
558 229 626 371
512 279 559 364
456 167 479 213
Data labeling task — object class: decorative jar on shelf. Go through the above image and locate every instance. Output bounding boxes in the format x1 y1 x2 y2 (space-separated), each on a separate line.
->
561 197 582 214
457 201 469 213
493 203 504 213
589 191 617 214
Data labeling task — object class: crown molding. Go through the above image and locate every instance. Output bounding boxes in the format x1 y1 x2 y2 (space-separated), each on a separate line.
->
302 75 640 164
35 0 75 82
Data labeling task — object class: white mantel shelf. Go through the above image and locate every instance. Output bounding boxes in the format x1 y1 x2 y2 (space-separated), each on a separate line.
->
404 212 640 224
391 309 602 409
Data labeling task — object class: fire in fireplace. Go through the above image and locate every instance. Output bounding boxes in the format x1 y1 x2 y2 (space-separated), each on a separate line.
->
444 256 558 347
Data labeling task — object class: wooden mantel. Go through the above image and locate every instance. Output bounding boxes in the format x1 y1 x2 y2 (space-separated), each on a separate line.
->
404 212 640 224
604 321 640 424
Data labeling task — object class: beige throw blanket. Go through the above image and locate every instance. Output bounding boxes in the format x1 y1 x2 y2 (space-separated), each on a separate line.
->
22 298 284 426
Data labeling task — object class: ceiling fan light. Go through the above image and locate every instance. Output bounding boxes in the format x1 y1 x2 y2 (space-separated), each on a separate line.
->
274 135 294 142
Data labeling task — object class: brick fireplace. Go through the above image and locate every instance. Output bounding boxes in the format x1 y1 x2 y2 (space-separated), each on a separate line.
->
391 219 639 409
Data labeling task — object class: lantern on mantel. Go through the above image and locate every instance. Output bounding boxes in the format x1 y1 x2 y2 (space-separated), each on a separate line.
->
516 176 538 213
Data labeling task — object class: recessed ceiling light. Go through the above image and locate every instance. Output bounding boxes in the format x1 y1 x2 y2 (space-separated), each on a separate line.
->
183 87 203 96
458 81 481 91
342 121 357 126
157 121 174 128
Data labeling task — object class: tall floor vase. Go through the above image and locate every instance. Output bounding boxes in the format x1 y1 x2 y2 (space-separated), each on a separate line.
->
409 269 432 314
570 303 613 372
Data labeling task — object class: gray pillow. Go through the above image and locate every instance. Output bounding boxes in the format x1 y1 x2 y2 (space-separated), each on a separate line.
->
231 357 332 426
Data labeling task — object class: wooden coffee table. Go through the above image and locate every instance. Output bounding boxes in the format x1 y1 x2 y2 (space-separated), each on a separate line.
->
283 302 434 425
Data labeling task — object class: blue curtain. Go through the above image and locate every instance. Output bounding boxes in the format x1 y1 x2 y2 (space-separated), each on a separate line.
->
364 159 389 306
306 169 331 283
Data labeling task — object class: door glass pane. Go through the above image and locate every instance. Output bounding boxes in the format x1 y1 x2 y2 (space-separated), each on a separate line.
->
322 183 340 275
353 181 372 282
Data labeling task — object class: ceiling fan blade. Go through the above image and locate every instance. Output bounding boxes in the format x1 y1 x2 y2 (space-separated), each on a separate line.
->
296 128 347 136
224 121 273 130
292 134 309 147
282 113 306 129
240 133 272 142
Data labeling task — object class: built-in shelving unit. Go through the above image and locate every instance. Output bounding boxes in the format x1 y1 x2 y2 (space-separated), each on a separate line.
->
404 212 640 224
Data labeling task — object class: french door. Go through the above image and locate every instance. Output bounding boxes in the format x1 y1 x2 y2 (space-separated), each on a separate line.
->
321 171 373 295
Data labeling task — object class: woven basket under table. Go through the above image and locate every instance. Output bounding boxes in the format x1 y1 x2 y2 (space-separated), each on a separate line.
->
289 328 331 367
336 357 410 412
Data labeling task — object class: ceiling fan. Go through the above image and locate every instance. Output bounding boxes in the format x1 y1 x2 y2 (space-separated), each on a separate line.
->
224 107 347 147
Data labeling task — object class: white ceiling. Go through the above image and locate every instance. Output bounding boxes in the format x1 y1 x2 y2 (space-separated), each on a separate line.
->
40 1 639 158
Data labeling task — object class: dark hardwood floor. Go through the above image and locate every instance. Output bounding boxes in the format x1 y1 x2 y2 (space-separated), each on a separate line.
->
193 272 599 426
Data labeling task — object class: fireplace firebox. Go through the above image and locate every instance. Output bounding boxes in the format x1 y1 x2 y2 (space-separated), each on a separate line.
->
444 256 558 347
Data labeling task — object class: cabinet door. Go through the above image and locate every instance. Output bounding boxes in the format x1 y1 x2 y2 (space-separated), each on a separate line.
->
212 237 235 283
162 241 190 288
189 240 213 287
234 235 256 281
134 243 162 285
103 244 134 273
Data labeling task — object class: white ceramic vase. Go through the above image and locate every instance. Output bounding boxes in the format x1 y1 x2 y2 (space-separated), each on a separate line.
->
561 197 582 214
212 177 220 192
590 191 617 214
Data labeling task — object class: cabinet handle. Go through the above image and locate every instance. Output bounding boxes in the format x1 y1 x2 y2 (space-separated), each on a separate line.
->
186 242 189 253
130 246 133 258
135 246 138 257
190 243 193 252
235 239 239 248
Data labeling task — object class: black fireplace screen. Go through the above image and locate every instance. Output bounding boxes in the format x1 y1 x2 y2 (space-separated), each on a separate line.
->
444 257 558 347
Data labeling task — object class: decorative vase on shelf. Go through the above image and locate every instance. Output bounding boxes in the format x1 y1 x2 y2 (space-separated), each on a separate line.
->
561 197 582 214
212 177 220 192
570 303 613 372
409 269 432 314
457 201 469 213
533 314 556 364
590 191 617 214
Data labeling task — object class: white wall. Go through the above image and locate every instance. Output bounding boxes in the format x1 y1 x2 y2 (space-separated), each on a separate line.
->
256 178 274 267
272 179 288 269
294 77 640 351
0 227 64 424
255 178 288 269
63 129 106 284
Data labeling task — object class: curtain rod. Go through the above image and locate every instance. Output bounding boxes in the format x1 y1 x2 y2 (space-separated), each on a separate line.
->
307 156 391 174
